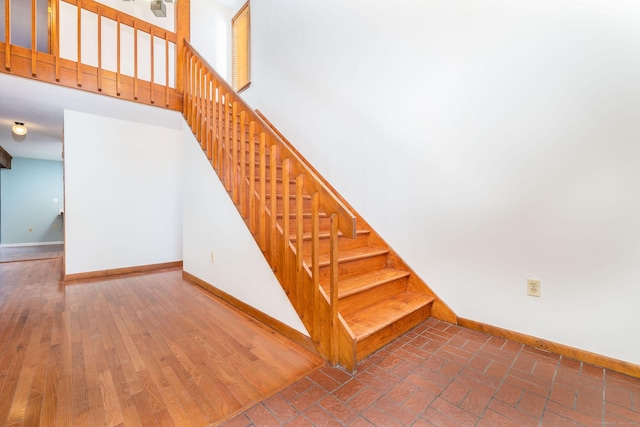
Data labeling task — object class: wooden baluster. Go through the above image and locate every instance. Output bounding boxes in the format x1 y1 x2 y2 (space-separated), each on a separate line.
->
53 0 60 80
232 102 239 204
190 56 196 129
248 121 256 233
76 0 82 87
195 64 202 141
221 94 227 182
270 144 278 264
5 0 11 70
200 67 210 145
202 71 207 149
97 7 102 91
219 92 226 181
182 49 189 118
31 0 37 76
196 66 202 146
311 193 320 342
188 50 192 117
201 69 206 144
116 15 121 95
239 111 247 217
258 132 267 251
295 175 305 314
219 91 225 176
211 83 220 170
217 90 225 174
189 59 200 135
133 22 138 99
225 99 232 191
282 159 291 295
205 74 212 159
149 28 154 103
209 80 215 164
164 33 169 107
190 63 198 134
329 213 339 364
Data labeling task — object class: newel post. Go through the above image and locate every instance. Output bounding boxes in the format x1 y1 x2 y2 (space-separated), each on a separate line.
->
175 0 190 94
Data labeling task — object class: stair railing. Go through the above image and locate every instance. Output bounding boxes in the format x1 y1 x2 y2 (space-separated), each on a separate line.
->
183 40 357 363
1 0 180 109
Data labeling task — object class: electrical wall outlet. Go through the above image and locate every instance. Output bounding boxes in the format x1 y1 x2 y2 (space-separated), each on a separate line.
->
527 279 541 297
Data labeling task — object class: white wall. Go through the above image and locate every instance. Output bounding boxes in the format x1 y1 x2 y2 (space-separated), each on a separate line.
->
64 110 183 274
95 0 175 32
190 0 232 83
182 125 308 335
240 0 640 365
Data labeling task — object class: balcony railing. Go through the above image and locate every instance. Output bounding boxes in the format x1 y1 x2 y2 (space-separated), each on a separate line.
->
1 0 181 110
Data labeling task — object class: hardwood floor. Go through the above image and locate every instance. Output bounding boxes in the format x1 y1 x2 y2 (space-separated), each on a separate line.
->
0 244 64 263
0 257 323 426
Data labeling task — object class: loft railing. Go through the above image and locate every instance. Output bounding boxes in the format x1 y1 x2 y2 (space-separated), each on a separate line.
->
183 40 358 364
0 0 181 110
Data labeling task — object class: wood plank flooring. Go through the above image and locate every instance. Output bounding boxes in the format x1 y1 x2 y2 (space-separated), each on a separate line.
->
0 245 64 263
0 257 323 426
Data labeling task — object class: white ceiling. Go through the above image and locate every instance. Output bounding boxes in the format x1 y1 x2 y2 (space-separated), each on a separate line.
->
0 73 184 162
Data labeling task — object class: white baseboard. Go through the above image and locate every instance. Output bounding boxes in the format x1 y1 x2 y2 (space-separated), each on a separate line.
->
0 241 64 248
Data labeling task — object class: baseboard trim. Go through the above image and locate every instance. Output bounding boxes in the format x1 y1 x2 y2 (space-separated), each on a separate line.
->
63 261 183 283
458 317 640 379
0 241 64 248
182 270 319 356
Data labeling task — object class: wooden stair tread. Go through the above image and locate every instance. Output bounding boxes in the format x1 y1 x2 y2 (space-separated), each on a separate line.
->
332 268 410 299
276 212 328 219
265 193 312 200
291 229 369 242
311 246 388 268
344 292 434 341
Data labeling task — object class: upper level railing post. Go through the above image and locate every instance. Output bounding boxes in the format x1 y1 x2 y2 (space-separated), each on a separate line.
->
30 0 37 76
5 0 11 70
53 0 60 80
76 0 82 87
175 0 189 94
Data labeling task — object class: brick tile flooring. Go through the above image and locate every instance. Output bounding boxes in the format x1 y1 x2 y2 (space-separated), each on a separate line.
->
220 318 640 426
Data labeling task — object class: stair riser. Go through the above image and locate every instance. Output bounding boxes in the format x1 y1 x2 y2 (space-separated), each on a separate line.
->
318 253 387 283
267 196 313 213
355 303 432 361
300 233 369 258
261 179 297 194
245 163 285 180
277 216 332 235
339 277 408 315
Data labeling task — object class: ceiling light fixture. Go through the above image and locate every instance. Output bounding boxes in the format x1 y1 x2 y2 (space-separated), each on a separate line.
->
12 122 27 136
150 0 167 17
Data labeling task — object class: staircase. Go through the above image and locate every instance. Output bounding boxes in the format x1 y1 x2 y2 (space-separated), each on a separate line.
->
183 42 457 371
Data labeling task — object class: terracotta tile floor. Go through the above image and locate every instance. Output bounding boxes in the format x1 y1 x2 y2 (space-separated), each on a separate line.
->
221 318 640 426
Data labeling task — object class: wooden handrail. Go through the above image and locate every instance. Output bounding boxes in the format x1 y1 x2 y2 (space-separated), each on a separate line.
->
183 40 357 239
183 40 357 363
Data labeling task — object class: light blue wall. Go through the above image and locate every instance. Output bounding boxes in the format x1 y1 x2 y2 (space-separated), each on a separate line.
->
1 158 64 245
